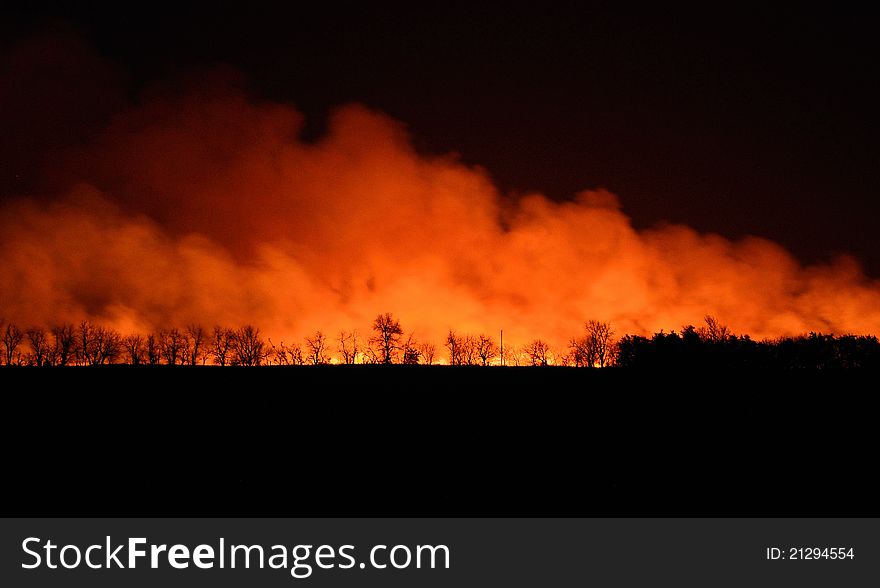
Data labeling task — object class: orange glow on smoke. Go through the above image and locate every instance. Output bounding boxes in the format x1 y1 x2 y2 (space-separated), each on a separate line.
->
2 79 880 354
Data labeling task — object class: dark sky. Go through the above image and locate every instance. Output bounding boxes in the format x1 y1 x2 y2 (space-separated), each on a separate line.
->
3 2 879 274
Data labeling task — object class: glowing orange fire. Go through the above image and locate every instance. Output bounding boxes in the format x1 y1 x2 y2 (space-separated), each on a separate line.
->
2 77 880 355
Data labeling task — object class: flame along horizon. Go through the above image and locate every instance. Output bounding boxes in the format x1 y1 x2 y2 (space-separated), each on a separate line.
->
2 50 880 355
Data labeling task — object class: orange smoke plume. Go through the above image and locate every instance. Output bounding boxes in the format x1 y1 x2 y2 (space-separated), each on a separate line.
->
2 42 880 353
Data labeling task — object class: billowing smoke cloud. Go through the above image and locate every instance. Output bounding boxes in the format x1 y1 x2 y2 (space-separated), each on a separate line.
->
2 32 880 353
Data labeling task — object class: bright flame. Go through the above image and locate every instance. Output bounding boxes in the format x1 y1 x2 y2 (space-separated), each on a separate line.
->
2 39 880 355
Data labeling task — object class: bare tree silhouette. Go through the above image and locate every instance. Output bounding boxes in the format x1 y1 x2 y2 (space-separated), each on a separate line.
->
211 326 235 366
446 330 463 365
145 333 161 365
700 315 730 343
362 342 381 364
338 330 359 364
587 320 614 367
76 321 120 365
187 324 207 365
50 324 75 366
419 341 436 365
232 325 267 366
501 344 525 366
569 320 614 367
526 339 551 366
461 334 480 365
402 333 421 364
25 327 49 366
122 334 145 365
476 334 499 366
3 322 24 366
567 335 590 367
269 339 304 365
305 330 329 365
371 313 403 364
288 342 305 365
159 328 187 366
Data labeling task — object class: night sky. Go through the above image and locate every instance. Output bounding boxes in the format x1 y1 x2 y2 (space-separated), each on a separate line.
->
3 2 879 275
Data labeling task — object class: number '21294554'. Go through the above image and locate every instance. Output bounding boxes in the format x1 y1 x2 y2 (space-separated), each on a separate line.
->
766 548 854 560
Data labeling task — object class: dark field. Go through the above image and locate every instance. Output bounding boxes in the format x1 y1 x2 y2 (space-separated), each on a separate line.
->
1 366 876 517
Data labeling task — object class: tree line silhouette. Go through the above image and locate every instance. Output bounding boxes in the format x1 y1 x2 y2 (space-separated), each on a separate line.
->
1 313 878 368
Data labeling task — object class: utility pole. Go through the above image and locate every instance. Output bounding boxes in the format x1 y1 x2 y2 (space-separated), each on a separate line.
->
500 329 504 366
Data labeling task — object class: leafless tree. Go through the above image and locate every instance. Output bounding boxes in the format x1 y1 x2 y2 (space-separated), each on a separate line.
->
145 333 161 365
76 321 120 365
95 325 121 365
371 313 403 364
233 325 267 366
419 341 436 365
556 349 575 367
26 327 49 366
461 335 480 365
476 334 499 366
700 315 730 343
75 321 91 365
211 326 235 366
501 344 524 366
338 330 359 364
269 339 303 365
122 334 145 365
3 322 25 366
569 320 615 367
186 324 207 365
362 340 382 364
401 333 421 364
44 337 59 366
568 335 591 367
586 320 615 367
159 328 188 365
50 324 75 366
446 330 463 365
267 339 284 365
75 321 95 365
305 330 329 365
526 339 551 366
288 342 305 365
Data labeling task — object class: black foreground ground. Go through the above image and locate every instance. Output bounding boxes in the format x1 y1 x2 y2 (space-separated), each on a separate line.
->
1 366 876 517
